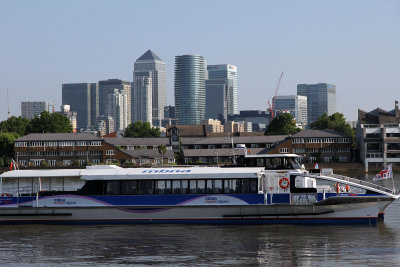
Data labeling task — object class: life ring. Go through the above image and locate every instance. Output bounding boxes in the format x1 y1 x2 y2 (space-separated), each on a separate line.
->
345 185 350 192
279 177 290 190
336 183 340 194
1 193 10 197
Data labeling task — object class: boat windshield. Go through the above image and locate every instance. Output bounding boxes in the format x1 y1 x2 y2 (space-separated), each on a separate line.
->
240 156 301 170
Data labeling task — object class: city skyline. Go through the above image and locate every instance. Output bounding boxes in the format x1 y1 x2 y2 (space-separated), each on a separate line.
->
1 0 399 122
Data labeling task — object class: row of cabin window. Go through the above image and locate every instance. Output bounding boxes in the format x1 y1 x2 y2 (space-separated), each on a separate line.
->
104 178 258 195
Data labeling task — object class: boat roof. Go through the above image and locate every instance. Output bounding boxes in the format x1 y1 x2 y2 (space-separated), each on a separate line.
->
244 153 300 158
0 165 264 180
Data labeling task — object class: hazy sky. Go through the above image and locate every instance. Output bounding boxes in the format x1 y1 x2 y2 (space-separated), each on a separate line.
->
0 0 399 122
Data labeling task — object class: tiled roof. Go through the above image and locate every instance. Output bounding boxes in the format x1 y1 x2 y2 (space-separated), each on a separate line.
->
292 129 349 138
16 133 101 141
181 135 288 145
166 125 206 137
104 138 170 146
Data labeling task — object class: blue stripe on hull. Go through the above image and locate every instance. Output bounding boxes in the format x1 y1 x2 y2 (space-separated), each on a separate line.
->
0 217 378 225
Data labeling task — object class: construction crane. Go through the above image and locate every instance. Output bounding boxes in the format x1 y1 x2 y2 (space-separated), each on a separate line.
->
267 72 284 119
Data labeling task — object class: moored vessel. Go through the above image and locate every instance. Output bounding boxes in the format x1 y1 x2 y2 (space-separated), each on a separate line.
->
0 154 397 225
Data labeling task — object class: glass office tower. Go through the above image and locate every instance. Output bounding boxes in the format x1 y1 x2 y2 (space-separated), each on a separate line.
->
174 55 206 125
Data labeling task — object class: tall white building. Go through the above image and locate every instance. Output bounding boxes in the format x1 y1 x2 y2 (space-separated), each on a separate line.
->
106 89 128 132
21 101 50 119
133 50 166 126
133 76 153 125
207 64 238 115
273 95 308 126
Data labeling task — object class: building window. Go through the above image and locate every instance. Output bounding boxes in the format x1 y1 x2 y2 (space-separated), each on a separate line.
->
195 145 201 149
19 160 27 166
337 138 350 143
106 150 115 155
337 147 350 153
48 160 56 167
279 148 289 153
31 159 43 166
45 141 58 147
308 156 316 162
31 142 44 147
15 142 28 147
292 138 304 144
90 141 102 146
185 158 192 163
168 158 175 164
59 141 74 147
76 141 87 146
321 148 335 153
293 148 305 153
92 159 101 164
90 151 102 155
339 157 348 162
324 157 333 163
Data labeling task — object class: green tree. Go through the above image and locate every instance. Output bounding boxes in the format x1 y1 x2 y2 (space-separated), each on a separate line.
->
28 111 72 133
0 116 30 136
310 112 355 147
0 132 19 167
265 113 301 135
123 121 161 138
158 145 167 165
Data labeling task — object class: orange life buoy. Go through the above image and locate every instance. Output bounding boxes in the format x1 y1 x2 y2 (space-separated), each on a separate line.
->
345 185 350 192
336 183 340 194
279 177 290 190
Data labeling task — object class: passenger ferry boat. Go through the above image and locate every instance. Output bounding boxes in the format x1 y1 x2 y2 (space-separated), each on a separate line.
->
0 154 398 225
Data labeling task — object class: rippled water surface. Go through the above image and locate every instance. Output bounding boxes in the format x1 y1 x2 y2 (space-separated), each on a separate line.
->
0 174 400 266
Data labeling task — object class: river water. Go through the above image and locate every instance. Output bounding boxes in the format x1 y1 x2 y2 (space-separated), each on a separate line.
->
0 174 399 266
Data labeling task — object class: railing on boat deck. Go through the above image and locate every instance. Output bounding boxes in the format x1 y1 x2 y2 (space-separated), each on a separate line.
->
307 173 396 195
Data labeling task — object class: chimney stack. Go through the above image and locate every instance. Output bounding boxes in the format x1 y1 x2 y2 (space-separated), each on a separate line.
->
396 100 399 119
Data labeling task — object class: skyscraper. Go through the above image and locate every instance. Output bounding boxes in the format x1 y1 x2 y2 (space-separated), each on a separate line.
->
133 50 166 126
62 83 99 130
132 76 152 124
21 101 50 119
106 89 128 132
175 55 207 125
273 95 308 126
205 79 232 122
99 79 131 123
297 83 336 124
207 64 238 115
